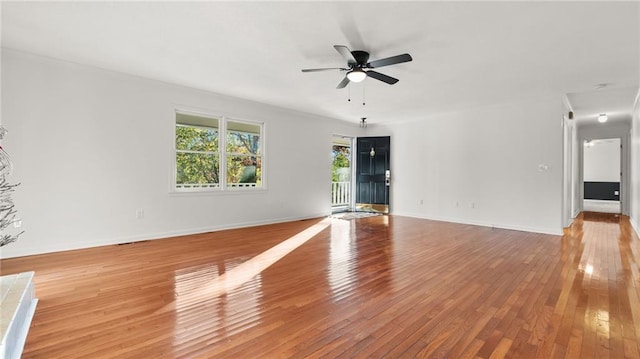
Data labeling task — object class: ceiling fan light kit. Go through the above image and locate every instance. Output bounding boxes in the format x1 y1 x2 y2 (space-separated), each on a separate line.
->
347 69 367 83
302 45 412 89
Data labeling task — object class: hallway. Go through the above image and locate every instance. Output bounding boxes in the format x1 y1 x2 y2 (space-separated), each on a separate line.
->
551 212 640 358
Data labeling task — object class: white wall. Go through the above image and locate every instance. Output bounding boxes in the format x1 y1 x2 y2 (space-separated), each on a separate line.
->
583 139 620 182
0 49 359 258
0 48 581 258
631 89 640 233
374 96 564 235
630 5 640 235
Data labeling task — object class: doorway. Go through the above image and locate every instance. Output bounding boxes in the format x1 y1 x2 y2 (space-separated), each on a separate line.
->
583 138 621 213
331 135 353 213
356 136 391 213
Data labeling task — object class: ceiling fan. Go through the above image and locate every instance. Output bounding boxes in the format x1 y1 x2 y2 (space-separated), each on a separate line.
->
302 45 413 89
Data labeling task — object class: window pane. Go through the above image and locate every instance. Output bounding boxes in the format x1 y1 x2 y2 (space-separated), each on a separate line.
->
226 155 261 188
176 126 218 152
176 153 219 188
176 113 219 128
332 145 351 182
226 121 261 155
227 121 260 134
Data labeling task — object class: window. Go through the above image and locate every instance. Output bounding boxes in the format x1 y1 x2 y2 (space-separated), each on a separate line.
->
226 121 262 188
175 113 220 189
174 111 264 192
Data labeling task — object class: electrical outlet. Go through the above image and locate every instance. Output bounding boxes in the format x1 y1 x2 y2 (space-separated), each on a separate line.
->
13 220 22 228
136 209 144 219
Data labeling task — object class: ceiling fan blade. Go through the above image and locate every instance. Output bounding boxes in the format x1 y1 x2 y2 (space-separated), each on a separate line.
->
367 53 413 68
336 76 350 89
301 67 346 72
334 45 357 65
366 70 399 85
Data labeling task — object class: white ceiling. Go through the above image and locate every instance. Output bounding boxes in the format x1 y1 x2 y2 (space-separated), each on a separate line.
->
567 86 638 126
2 1 638 125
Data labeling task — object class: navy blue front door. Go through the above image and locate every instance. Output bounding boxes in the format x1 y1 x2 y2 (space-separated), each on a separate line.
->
356 136 390 213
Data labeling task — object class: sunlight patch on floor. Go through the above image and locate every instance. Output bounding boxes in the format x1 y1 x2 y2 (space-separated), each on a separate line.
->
162 218 332 312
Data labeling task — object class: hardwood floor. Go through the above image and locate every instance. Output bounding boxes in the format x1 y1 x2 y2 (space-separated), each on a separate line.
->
1 213 640 358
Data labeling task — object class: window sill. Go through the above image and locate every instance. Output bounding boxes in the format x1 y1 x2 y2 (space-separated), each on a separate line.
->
169 188 268 197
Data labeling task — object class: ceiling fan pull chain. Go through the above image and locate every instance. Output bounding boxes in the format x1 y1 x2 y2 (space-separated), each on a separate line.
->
347 83 351 102
362 85 366 106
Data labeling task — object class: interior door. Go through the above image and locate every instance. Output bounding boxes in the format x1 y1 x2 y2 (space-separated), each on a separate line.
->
356 136 390 213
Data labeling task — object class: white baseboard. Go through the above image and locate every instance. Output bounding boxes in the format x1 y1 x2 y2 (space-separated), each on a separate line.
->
1 212 331 259
2 210 570 258
392 211 563 236
631 217 640 239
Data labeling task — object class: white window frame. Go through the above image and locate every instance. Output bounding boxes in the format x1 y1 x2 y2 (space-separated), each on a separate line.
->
175 123 220 190
172 108 266 194
225 118 264 191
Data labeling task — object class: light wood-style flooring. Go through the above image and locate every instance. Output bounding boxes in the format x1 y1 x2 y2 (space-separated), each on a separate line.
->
1 212 640 358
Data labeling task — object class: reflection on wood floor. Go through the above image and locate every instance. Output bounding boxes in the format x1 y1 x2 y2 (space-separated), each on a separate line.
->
2 212 640 358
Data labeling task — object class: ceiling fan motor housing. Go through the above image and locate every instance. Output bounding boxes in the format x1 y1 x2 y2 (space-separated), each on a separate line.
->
351 50 370 67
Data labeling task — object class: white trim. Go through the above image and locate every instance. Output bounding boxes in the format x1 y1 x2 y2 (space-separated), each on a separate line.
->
262 120 268 190
631 216 640 239
562 115 574 228
331 134 356 212
392 211 564 236
220 117 227 188
225 117 265 190
0 212 330 259
578 122 632 216
350 137 356 211
572 209 581 219
169 188 267 197
171 107 221 194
